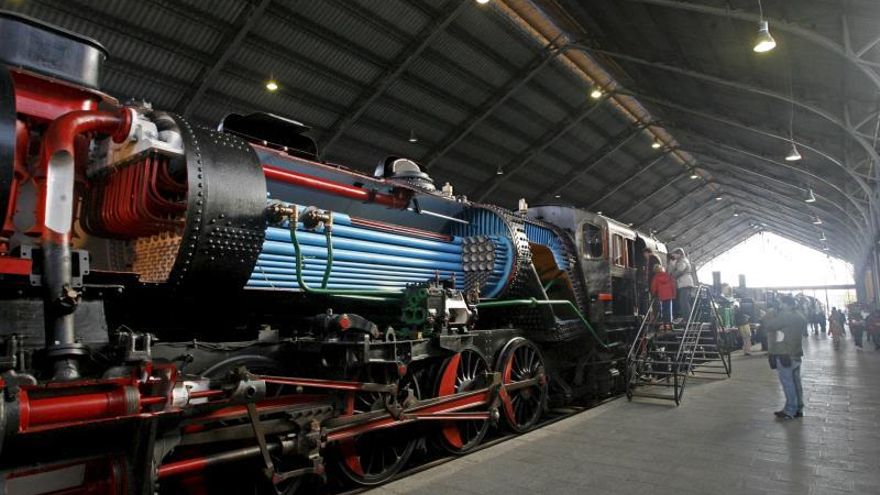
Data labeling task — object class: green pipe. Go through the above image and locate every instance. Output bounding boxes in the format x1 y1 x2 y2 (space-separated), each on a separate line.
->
476 298 613 350
289 219 403 298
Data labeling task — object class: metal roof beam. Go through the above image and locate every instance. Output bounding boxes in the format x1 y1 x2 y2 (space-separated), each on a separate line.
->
473 100 606 201
678 212 749 251
691 224 760 265
688 221 755 263
175 0 272 117
575 44 880 177
585 154 669 210
686 147 865 232
651 197 725 235
618 89 873 200
703 170 862 241
625 0 880 92
663 124 870 224
319 0 469 155
613 172 689 219
635 183 709 229
730 206 853 259
423 39 569 169
716 197 855 256
536 125 643 201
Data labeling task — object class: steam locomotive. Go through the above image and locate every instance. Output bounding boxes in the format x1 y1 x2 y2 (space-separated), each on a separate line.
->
0 12 666 494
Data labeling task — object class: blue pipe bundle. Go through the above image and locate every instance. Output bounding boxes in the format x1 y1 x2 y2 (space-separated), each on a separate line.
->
246 210 513 296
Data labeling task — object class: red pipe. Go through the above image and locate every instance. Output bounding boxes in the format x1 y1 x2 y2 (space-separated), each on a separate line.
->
19 386 138 431
36 109 130 237
262 164 408 208
157 457 209 479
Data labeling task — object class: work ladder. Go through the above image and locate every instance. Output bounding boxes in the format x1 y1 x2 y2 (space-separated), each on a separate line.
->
625 285 732 405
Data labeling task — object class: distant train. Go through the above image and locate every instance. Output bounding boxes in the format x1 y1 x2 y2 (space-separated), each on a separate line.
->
0 11 665 494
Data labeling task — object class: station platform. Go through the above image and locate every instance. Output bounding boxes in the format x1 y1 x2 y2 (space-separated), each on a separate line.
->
370 335 880 495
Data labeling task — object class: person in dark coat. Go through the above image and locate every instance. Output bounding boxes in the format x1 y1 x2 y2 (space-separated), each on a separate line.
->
734 304 752 355
765 296 806 419
640 248 662 314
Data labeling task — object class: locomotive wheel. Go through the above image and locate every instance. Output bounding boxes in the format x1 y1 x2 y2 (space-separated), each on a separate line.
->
435 349 490 454
496 338 547 432
336 373 421 486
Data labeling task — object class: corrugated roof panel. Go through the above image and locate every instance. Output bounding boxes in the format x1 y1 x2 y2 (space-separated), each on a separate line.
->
176 0 244 24
291 1 405 61
257 15 382 86
453 7 537 71
99 0 225 55
429 31 513 88
404 58 490 109
232 44 359 108
343 0 431 39
384 81 473 126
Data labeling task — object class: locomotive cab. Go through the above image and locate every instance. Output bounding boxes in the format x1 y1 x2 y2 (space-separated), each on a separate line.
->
528 206 666 330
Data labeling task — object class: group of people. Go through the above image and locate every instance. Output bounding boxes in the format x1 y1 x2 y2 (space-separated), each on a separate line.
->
643 247 695 327
842 304 880 351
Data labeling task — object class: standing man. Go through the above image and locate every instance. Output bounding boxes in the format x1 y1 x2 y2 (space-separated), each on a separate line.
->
640 248 662 314
734 304 752 355
765 296 806 420
866 308 880 351
848 304 865 350
668 248 695 319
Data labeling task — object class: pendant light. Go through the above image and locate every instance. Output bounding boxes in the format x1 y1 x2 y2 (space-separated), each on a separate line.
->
804 188 816 203
408 130 418 143
754 21 777 53
784 47 802 161
785 142 802 161
753 1 776 53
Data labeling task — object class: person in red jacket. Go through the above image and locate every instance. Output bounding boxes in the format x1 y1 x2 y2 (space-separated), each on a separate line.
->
650 264 677 328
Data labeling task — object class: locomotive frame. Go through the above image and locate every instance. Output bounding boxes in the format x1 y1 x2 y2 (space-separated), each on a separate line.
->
0 11 666 494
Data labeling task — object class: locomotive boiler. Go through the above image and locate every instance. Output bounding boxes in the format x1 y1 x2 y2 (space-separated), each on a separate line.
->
0 12 663 494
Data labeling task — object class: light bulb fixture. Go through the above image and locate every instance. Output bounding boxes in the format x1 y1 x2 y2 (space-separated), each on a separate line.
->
785 142 802 161
651 140 662 149
265 79 279 91
597 211 603 216
822 245 830 251
689 170 699 179
408 130 418 143
496 165 504 175
554 193 562 199
813 216 822 225
804 188 816 203
819 232 827 241
589 87 603 99
753 20 777 53
715 196 723 201
733 210 739 217
476 0 490 4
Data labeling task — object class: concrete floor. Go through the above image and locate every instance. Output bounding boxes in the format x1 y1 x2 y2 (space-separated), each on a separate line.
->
369 333 880 495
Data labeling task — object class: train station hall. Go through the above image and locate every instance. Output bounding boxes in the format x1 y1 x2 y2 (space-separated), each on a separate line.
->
0 1 877 494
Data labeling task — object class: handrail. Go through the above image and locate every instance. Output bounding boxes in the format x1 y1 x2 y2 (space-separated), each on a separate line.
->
674 284 706 362
627 296 656 361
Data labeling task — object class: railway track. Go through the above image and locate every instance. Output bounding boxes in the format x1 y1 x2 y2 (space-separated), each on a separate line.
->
323 395 622 495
